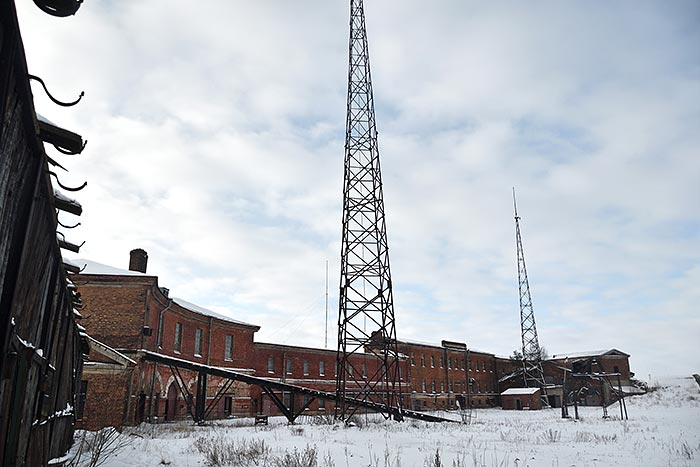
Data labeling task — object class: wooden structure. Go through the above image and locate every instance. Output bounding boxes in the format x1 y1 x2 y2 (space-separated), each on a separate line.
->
1 1 88 465
500 387 542 410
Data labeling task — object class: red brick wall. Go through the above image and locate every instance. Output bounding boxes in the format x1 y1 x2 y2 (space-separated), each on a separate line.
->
73 275 154 349
502 391 542 410
77 366 133 431
397 341 501 409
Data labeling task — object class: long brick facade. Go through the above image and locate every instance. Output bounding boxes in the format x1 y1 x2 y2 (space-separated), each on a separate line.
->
73 250 636 429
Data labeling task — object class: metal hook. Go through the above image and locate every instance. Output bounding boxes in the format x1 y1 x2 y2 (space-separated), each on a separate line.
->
28 74 84 107
48 171 87 192
58 218 81 229
53 139 87 155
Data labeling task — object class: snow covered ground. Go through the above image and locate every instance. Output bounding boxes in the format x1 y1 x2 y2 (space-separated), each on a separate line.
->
69 376 700 467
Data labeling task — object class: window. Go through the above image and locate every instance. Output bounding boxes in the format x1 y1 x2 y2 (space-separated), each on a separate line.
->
439 357 444 368
318 398 326 410
440 381 445 392
430 356 435 368
335 361 338 376
174 323 182 353
449 381 453 392
421 354 425 367
224 335 233 361
468 360 472 371
399 366 403 379
319 361 325 376
431 380 436 393
482 361 486 371
303 360 310 376
411 353 415 366
194 328 203 356
461 358 465 370
76 380 88 420
448 357 452 369
348 365 353 376
362 363 367 378
614 365 620 374
268 356 275 373
422 379 426 392
286 358 292 374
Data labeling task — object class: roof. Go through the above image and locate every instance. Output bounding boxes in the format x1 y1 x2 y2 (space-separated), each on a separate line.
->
549 349 629 360
86 335 136 366
396 338 494 355
72 258 259 329
501 387 540 396
171 297 258 329
70 258 154 277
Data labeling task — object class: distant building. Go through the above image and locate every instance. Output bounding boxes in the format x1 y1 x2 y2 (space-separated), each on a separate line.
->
501 387 542 410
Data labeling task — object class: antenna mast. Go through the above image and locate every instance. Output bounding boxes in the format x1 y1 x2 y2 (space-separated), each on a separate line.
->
513 188 547 394
335 0 402 421
325 259 329 349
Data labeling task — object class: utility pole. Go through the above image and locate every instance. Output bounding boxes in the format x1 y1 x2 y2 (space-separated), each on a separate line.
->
335 0 402 422
325 260 329 349
513 188 548 400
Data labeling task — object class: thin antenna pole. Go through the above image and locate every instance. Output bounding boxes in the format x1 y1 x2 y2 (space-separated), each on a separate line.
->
325 260 329 349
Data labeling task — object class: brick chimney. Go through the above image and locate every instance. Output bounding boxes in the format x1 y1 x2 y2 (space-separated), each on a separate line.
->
128 248 148 273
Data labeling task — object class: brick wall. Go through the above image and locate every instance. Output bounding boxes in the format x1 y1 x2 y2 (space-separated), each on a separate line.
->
397 341 501 410
73 275 153 349
77 366 133 431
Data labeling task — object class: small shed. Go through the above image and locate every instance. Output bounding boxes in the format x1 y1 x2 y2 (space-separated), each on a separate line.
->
501 387 542 410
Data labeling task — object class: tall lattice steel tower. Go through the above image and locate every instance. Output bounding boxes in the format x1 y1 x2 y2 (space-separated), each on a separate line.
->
513 188 547 391
335 0 402 421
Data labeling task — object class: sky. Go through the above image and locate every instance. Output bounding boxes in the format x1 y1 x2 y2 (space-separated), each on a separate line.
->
16 1 699 381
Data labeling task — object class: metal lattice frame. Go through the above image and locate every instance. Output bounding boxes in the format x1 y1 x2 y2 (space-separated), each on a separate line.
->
513 189 547 390
335 0 402 421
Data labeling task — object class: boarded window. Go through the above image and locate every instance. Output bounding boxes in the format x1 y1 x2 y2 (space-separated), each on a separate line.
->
174 323 182 353
224 335 233 361
194 328 202 356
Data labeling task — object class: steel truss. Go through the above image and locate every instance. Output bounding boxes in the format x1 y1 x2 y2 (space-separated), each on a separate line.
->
335 0 402 422
140 351 453 425
512 189 548 398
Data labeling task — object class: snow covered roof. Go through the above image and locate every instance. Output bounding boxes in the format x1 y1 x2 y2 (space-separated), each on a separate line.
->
86 335 136 366
501 387 540 396
172 297 258 329
70 258 154 277
397 338 493 355
550 349 629 360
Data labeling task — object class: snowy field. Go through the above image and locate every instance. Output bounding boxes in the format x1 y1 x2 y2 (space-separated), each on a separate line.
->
69 377 699 467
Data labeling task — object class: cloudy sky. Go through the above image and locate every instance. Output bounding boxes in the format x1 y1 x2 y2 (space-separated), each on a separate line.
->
17 1 699 381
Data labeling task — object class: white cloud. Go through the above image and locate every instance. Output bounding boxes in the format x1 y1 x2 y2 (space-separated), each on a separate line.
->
17 0 700 381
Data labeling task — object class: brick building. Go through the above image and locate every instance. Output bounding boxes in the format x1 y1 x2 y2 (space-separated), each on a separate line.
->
394 339 517 411
544 349 634 406
249 342 411 416
72 250 261 429
501 387 542 410
72 250 637 428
